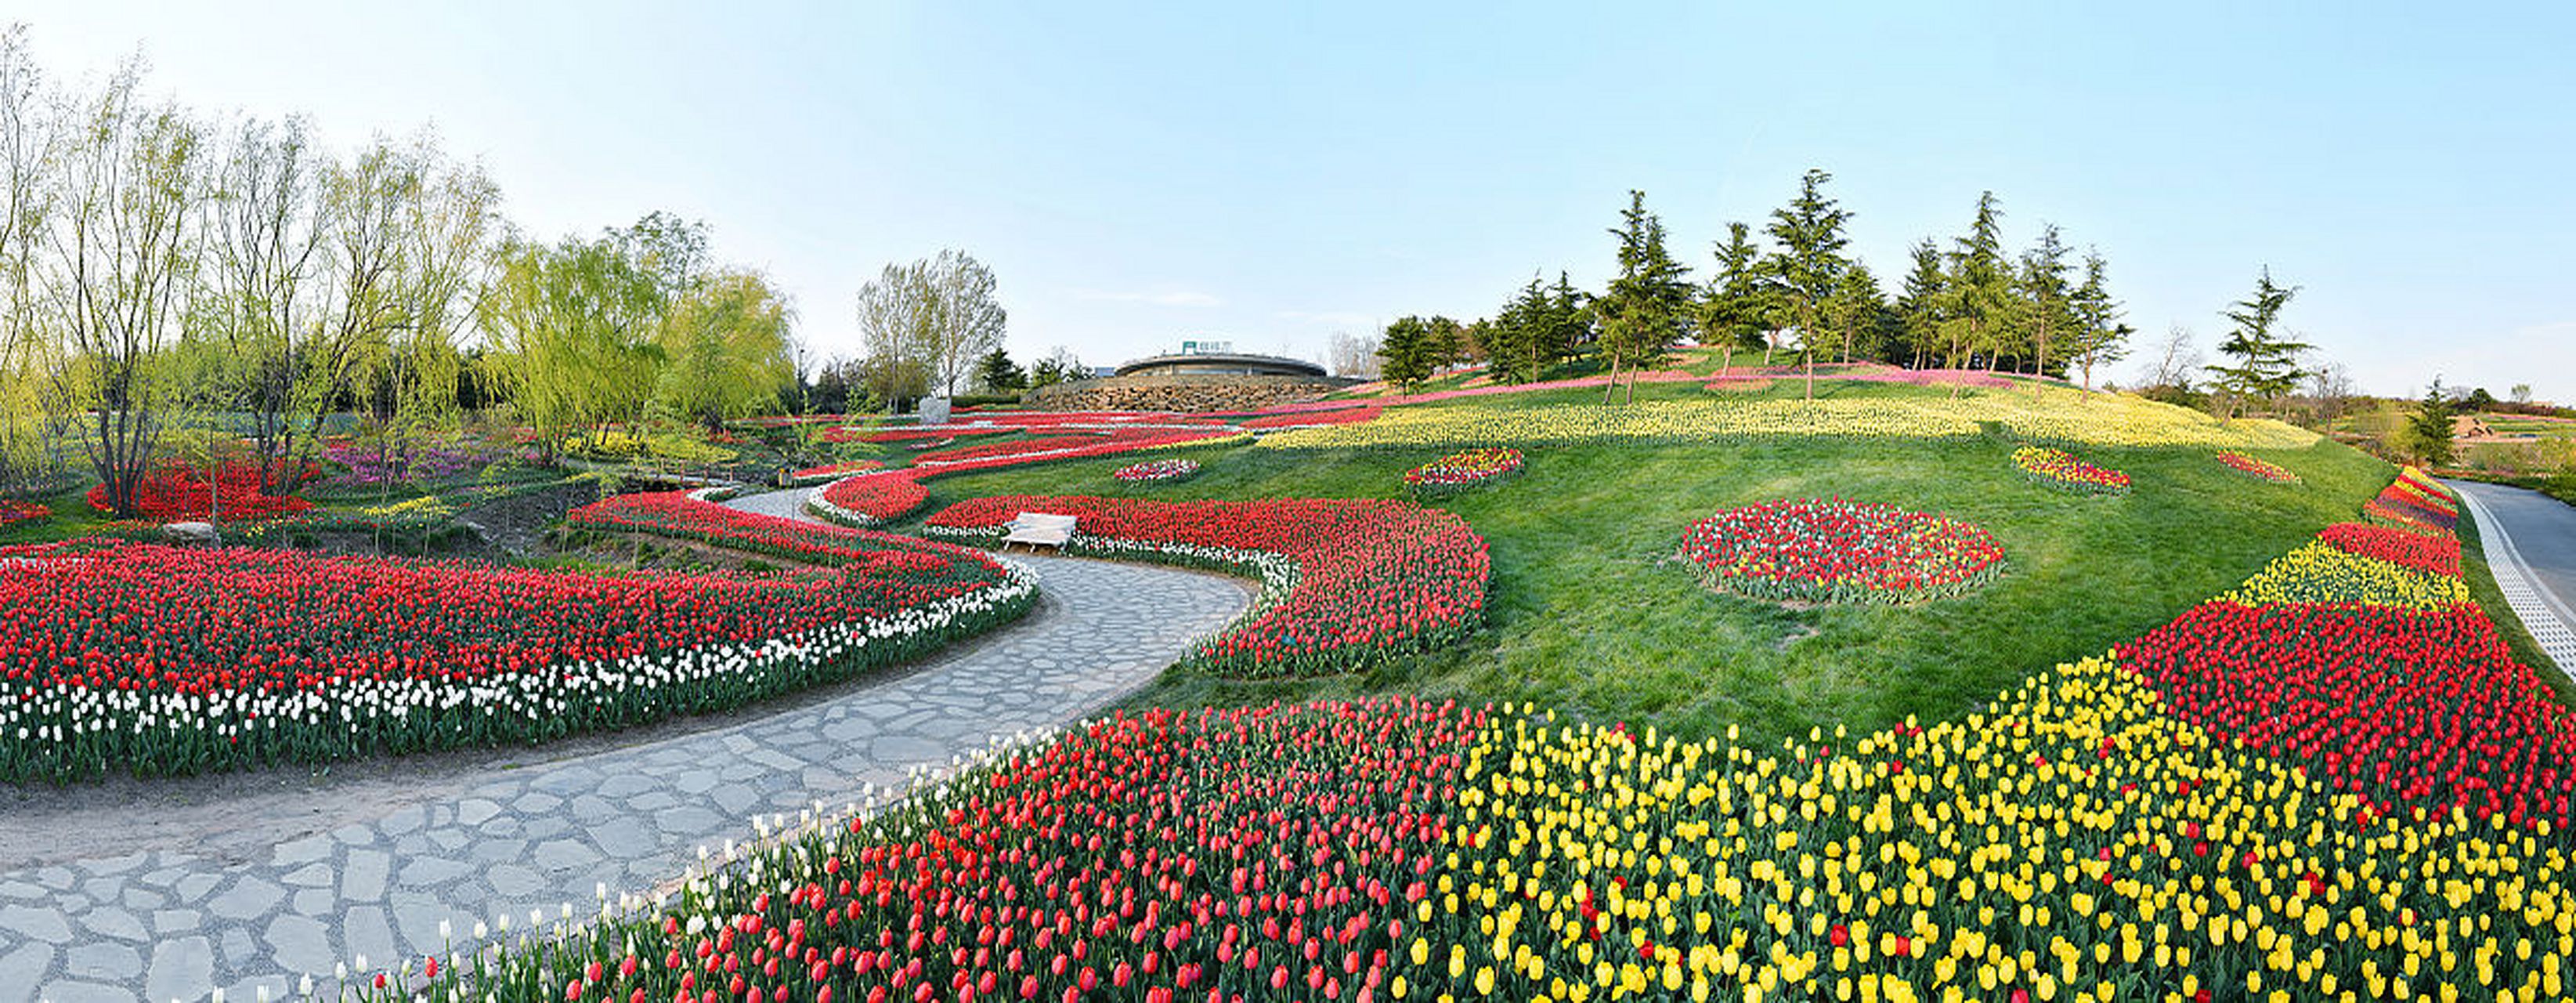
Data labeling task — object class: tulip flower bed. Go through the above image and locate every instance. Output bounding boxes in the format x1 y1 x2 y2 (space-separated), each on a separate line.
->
926 495 1489 677
2011 445 2130 495
1400 447 1524 499
1239 406 1382 431
566 491 1013 578
0 532 1032 780
811 429 1248 527
1112 458 1200 483
2213 539 2470 610
0 498 45 527
2215 449 2301 483
2119 602 2575 830
314 440 504 491
1261 389 2318 453
406 674 2576 1003
2364 466 2460 532
1679 499 2006 604
85 459 315 522
785 460 884 486
2319 520 2462 577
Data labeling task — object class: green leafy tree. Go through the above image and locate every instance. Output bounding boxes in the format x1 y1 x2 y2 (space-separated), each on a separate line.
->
655 270 795 431
2064 250 2132 396
1376 315 1440 394
479 232 665 460
1592 190 1693 404
1895 239 1948 369
2013 223 2075 385
1482 276 1548 385
2404 378 2459 466
854 250 1007 400
1759 169 1852 399
1541 271 1592 368
2205 268 2312 416
1698 222 1771 378
1941 192 2014 394
1823 262 1884 366
974 348 1027 394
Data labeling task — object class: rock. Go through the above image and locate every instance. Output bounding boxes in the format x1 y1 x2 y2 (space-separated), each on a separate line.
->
161 522 220 547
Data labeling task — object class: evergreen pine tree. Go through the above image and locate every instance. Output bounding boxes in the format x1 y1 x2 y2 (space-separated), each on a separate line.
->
1943 192 2013 395
1759 168 1853 400
1376 316 1436 394
1896 239 1948 369
1592 190 1693 404
2014 223 2075 387
2205 269 2313 416
2065 250 2132 396
2405 378 2460 466
1699 222 1770 378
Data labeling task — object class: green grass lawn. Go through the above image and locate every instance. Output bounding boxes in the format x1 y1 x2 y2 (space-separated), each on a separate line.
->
910 407 2391 749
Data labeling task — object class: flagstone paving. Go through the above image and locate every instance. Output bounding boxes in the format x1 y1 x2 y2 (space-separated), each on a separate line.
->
0 489 1248 1001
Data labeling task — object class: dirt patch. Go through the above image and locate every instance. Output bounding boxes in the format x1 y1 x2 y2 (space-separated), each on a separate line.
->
456 480 605 558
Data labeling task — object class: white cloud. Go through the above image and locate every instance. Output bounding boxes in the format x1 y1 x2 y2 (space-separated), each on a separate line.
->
1074 289 1225 307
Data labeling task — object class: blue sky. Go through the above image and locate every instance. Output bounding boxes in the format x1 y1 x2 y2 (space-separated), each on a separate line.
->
16 2 2574 400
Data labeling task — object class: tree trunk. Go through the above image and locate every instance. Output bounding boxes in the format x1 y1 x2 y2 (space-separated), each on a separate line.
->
1805 350 1817 401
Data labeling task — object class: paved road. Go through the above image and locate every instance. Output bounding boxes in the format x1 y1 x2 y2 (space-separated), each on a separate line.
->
0 491 1248 1002
2448 480 2576 675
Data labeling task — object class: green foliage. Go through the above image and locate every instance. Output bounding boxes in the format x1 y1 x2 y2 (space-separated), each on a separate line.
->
2065 250 2133 393
1375 315 1447 393
974 348 1027 393
480 230 669 456
2206 268 2313 411
1592 190 1693 403
2012 223 2076 379
1698 222 1773 371
1895 239 1949 368
655 270 795 430
2403 378 2460 466
1758 169 1853 396
1942 192 2014 375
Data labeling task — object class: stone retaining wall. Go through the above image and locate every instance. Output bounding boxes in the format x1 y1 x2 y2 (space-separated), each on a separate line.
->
1028 373 1353 413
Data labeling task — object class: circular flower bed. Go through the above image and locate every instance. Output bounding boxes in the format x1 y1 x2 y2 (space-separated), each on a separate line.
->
1403 447 1523 498
2012 445 2130 494
1112 458 1198 483
1680 498 2004 604
2215 450 2300 483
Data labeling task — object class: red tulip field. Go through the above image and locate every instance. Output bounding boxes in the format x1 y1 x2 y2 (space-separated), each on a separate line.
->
925 495 1489 678
0 498 1034 780
355 463 2576 1003
812 428 1243 527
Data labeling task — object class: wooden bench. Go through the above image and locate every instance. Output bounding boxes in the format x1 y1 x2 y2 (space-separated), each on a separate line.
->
999 512 1078 553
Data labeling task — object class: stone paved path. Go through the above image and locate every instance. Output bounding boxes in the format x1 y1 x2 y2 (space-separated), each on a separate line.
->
0 489 1248 1001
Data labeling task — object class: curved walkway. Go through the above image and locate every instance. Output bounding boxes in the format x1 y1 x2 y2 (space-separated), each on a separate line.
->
0 489 1248 1002
2448 479 2576 680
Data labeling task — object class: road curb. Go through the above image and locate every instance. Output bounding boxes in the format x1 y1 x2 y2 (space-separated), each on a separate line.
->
2449 481 2576 682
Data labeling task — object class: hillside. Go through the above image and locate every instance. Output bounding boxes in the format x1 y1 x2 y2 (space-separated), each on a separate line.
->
909 378 2390 748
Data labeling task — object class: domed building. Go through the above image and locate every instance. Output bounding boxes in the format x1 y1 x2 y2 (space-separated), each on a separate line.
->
1029 340 1357 413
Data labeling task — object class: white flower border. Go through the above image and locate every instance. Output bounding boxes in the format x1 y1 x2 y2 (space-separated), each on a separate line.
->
0 561 1037 762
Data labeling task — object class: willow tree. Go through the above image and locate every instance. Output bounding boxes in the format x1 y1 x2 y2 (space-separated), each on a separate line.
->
656 270 794 431
481 234 663 459
0 27 62 492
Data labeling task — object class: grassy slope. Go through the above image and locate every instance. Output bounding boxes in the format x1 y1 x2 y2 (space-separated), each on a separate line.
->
912 382 2391 749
